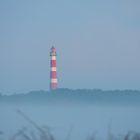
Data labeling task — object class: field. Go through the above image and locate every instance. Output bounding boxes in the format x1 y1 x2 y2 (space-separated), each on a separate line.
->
0 90 140 140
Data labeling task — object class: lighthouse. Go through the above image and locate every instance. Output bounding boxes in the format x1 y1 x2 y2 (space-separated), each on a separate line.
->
50 46 58 90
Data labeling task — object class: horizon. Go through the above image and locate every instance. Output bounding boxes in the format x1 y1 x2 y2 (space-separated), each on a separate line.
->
1 88 140 96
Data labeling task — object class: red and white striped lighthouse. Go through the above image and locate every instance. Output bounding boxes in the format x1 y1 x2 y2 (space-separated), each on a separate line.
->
50 46 58 90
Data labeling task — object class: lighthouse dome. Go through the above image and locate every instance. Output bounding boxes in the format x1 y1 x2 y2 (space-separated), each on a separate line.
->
51 46 56 52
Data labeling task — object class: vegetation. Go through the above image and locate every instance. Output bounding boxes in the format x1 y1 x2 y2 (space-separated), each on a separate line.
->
0 110 140 140
0 89 140 105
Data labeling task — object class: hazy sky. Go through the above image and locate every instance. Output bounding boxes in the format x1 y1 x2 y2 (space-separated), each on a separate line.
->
0 0 140 94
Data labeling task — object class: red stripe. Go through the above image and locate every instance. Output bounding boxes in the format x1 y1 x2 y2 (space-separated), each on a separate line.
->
50 71 57 78
50 83 57 90
51 60 56 67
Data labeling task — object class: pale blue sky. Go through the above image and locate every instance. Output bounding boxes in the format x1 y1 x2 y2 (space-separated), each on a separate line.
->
0 0 140 94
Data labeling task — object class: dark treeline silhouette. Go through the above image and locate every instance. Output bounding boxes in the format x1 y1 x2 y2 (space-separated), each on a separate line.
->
0 88 140 105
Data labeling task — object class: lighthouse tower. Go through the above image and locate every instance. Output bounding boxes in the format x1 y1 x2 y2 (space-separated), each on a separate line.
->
50 46 58 90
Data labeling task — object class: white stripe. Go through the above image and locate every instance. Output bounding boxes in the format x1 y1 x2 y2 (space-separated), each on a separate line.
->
51 56 56 60
51 67 57 71
51 79 58 83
